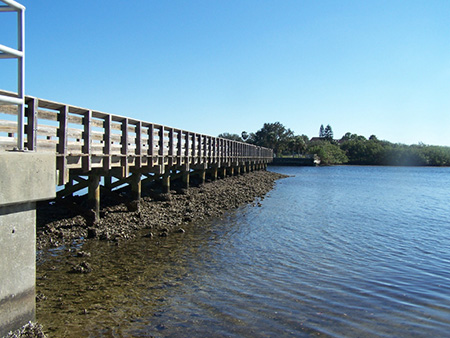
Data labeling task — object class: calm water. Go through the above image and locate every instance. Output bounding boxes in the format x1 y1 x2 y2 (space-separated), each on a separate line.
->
37 166 450 337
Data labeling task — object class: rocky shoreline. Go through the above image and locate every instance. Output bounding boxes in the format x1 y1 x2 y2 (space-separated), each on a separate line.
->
37 170 287 252
18 170 287 338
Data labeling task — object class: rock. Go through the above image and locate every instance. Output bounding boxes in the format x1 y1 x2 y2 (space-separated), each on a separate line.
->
4 321 47 338
36 171 288 249
36 291 47 302
75 250 91 257
70 261 92 274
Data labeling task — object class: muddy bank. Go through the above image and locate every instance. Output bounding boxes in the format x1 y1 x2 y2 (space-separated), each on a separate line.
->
37 170 287 251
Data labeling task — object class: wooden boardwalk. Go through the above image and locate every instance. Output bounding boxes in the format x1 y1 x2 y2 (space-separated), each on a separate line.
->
0 91 273 221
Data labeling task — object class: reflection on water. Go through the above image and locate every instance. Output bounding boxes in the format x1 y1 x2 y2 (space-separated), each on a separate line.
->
37 166 450 337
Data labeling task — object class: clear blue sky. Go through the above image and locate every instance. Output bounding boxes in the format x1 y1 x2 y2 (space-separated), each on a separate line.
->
2 0 450 146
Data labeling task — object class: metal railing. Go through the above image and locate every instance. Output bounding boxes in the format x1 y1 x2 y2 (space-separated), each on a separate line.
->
0 0 25 150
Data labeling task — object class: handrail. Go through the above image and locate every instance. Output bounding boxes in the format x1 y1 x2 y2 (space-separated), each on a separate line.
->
0 95 273 185
0 0 25 150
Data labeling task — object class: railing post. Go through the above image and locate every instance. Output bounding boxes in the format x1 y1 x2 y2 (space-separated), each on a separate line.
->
24 97 37 151
135 121 142 169
158 126 164 167
121 118 129 177
198 135 203 163
103 114 112 171
82 110 92 172
177 130 182 166
184 131 190 161
57 105 68 185
168 128 174 158
147 123 154 168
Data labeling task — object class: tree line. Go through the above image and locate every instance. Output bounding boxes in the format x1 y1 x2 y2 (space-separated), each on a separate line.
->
219 122 450 166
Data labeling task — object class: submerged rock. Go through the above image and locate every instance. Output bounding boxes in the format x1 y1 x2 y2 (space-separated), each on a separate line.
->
70 261 92 274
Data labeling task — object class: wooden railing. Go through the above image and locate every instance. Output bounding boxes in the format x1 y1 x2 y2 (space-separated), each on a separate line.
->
0 93 273 185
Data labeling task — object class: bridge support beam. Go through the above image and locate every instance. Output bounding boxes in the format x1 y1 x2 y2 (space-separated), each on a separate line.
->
221 167 227 179
87 174 101 224
200 169 206 184
0 153 55 337
182 171 190 189
162 172 171 194
129 172 141 212
211 167 218 181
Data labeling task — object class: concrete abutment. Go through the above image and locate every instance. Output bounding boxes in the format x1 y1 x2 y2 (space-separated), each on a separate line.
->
0 152 55 337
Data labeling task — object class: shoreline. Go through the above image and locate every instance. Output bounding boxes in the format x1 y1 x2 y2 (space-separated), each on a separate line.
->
6 170 288 338
36 170 288 252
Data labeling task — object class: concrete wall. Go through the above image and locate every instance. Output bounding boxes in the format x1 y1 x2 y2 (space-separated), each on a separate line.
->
0 152 55 337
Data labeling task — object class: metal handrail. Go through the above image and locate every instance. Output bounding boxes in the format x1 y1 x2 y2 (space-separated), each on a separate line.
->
0 0 25 150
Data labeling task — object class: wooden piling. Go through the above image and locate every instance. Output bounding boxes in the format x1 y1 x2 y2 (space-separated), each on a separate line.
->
200 169 206 184
212 167 218 181
88 174 101 224
162 172 171 193
131 172 141 202
182 171 190 189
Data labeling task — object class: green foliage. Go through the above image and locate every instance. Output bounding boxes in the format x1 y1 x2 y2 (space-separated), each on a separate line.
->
249 122 294 156
319 124 325 138
287 135 308 156
241 131 249 141
323 125 333 140
221 125 450 166
340 137 384 164
307 141 348 165
340 134 450 166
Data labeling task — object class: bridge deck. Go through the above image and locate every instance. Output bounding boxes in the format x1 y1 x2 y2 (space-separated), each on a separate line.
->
0 92 273 221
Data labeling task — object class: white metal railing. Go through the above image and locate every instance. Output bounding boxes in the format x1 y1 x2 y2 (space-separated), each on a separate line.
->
0 0 25 150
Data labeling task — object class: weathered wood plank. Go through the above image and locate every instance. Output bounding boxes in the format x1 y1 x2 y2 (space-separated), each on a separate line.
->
0 105 18 116
0 119 17 133
37 109 58 121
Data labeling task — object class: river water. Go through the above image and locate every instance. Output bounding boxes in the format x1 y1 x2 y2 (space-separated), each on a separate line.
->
36 166 450 337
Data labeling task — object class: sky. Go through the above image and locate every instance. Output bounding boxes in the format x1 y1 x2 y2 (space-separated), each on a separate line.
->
1 0 450 146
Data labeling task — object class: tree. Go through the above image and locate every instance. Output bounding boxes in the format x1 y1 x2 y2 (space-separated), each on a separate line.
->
307 142 348 165
323 125 333 140
218 132 242 142
319 124 325 138
241 131 249 141
249 122 294 156
288 135 307 156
